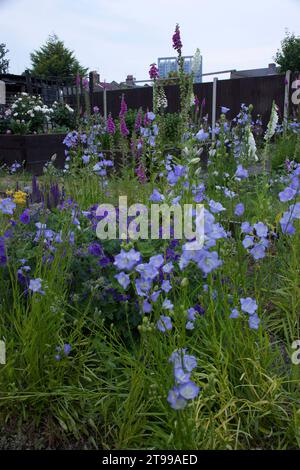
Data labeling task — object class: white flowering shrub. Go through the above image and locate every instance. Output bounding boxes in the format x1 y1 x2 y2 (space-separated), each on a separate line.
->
51 101 75 129
9 92 53 133
2 94 75 135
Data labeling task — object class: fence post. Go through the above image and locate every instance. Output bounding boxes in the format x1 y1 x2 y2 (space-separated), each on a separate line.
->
0 81 6 105
283 70 291 132
212 77 218 140
89 71 94 112
103 87 107 122
25 70 33 94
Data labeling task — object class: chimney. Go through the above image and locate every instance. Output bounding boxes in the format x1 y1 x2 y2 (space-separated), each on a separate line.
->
91 71 100 90
125 75 135 87
268 63 277 74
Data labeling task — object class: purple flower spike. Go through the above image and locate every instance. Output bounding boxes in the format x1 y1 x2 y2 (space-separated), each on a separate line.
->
172 24 182 53
120 116 129 137
107 114 116 134
149 63 159 80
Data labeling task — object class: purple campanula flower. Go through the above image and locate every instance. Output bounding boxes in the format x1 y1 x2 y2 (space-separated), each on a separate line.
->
240 297 258 315
248 314 260 329
162 262 174 274
224 188 236 198
142 299 152 313
229 308 239 319
209 200 226 214
234 203 245 217
162 298 174 311
186 321 195 330
278 187 296 202
178 381 199 400
135 263 159 280
167 388 187 410
242 235 254 249
147 111 156 122
195 128 209 141
291 202 300 219
115 272 130 290
241 221 253 234
221 106 230 114
63 344 72 356
149 189 164 202
157 315 172 332
280 211 295 235
235 164 248 179
29 278 45 295
82 155 90 164
161 280 172 293
250 242 266 260
253 222 268 238
20 209 30 224
183 354 197 372
167 171 179 185
169 349 186 367
149 254 164 268
197 250 223 275
88 242 103 257
194 304 205 316
172 195 181 205
99 256 111 267
114 248 141 271
0 198 16 215
135 278 152 297
174 367 191 384
187 308 197 321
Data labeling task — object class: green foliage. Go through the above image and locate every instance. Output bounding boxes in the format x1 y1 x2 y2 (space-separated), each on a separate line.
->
30 34 87 79
124 108 141 135
0 42 9 74
51 101 76 129
275 31 300 73
272 131 300 170
163 112 181 144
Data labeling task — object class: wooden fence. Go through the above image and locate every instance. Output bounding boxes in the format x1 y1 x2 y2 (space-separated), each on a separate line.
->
64 72 300 127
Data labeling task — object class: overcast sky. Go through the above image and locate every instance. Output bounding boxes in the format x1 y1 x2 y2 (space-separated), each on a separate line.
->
1 0 299 82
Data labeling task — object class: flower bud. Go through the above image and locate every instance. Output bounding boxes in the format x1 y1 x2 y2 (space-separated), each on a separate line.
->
181 277 189 287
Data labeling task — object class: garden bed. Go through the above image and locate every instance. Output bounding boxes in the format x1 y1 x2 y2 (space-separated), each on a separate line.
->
0 133 67 175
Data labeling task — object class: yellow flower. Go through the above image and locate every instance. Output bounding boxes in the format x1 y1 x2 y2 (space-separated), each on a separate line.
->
6 190 14 196
13 190 27 205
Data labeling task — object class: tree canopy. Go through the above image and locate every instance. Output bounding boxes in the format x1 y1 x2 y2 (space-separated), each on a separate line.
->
30 34 88 79
275 31 300 73
0 43 9 74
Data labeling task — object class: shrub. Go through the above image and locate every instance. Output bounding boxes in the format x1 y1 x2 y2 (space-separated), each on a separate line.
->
51 101 76 129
